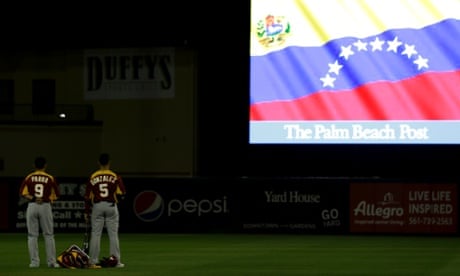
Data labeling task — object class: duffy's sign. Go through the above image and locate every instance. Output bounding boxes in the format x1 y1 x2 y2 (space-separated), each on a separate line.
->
84 48 175 99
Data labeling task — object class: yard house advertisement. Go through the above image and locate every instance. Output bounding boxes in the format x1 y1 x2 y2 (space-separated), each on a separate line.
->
350 183 457 233
239 178 348 234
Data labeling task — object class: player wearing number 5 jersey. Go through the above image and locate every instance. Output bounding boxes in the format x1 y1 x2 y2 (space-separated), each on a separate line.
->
19 156 60 268
84 153 126 268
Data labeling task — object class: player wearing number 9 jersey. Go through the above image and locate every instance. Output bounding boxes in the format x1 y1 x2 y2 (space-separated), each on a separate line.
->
84 153 126 268
19 156 60 268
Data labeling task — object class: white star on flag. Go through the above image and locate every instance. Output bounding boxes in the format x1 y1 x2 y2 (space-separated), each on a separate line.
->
328 60 343 75
353 40 368 51
414 55 429 70
387 37 403 53
339 45 354 60
370 37 385 51
320 74 336 87
401 44 418 58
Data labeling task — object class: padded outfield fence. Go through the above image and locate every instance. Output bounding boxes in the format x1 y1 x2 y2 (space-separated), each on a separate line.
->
1 177 458 235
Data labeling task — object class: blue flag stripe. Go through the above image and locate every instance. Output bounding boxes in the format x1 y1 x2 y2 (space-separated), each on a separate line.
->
250 19 460 105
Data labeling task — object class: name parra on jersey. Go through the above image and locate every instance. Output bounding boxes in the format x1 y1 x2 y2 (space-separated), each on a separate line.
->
90 175 117 185
31 175 49 183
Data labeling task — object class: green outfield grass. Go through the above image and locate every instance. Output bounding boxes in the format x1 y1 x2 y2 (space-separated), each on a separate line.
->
1 232 460 275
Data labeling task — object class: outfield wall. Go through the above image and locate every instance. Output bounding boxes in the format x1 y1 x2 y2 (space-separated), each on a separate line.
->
1 177 457 235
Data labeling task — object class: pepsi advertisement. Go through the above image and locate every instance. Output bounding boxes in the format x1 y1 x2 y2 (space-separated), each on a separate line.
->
121 178 238 233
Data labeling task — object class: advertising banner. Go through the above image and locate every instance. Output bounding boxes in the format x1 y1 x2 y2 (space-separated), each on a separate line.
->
238 178 349 234
121 178 237 233
350 182 458 233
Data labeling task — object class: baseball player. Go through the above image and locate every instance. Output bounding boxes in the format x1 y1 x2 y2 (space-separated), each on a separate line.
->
19 156 60 268
84 153 126 268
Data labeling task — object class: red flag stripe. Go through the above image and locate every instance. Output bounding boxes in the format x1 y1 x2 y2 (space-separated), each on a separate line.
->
250 71 460 120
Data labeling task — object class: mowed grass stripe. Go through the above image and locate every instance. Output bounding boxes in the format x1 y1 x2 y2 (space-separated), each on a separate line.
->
1 233 460 275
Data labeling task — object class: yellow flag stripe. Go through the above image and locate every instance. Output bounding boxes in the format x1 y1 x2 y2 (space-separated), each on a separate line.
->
251 0 460 56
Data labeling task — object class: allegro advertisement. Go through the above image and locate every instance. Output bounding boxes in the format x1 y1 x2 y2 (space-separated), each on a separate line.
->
350 183 458 233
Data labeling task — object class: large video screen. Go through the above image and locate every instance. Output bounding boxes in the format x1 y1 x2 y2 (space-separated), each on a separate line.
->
250 0 460 144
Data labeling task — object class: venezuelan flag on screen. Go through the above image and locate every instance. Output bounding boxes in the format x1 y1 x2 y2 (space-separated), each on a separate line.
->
250 0 460 120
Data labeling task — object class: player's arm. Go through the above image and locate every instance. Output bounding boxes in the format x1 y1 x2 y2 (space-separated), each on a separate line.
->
19 180 35 201
24 194 34 201
49 180 60 203
52 177 61 198
115 175 126 202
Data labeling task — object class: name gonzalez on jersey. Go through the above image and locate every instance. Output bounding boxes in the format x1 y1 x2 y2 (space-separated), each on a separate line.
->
90 175 117 185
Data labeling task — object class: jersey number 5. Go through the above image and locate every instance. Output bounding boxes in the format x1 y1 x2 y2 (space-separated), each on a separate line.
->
99 183 109 198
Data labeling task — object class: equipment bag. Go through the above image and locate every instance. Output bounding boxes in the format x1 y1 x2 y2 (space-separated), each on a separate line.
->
57 244 90 269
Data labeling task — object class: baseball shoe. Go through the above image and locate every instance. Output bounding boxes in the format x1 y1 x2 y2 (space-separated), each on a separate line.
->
29 263 39 268
48 263 60 268
115 263 125 268
88 264 102 269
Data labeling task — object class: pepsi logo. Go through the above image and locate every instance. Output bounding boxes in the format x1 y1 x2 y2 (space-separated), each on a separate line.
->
133 190 164 222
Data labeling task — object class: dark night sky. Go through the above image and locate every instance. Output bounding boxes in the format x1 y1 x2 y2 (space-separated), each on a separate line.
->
1 3 248 50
